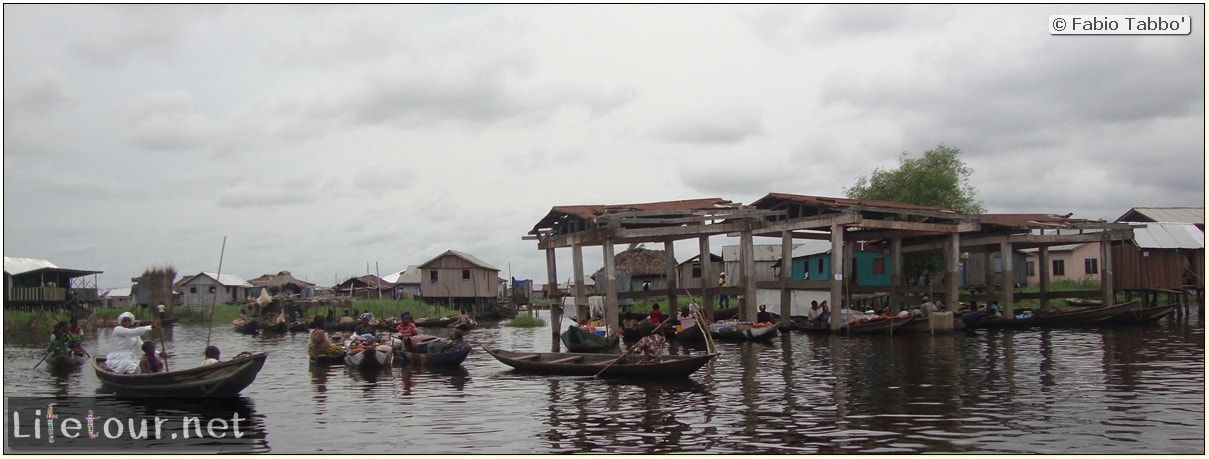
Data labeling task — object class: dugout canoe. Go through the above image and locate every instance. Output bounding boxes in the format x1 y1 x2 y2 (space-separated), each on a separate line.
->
708 321 778 341
394 347 471 366
968 301 1140 329
92 352 267 397
485 348 716 378
1102 302 1177 325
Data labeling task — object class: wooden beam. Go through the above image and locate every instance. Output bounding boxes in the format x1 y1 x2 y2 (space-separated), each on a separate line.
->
759 212 861 234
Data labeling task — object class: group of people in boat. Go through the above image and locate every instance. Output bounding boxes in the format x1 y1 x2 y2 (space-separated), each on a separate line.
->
98 311 223 375
307 310 469 360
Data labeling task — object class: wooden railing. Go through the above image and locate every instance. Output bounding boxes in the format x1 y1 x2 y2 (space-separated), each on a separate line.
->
6 287 99 303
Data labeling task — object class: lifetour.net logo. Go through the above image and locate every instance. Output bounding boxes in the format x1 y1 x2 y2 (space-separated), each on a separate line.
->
5 397 262 453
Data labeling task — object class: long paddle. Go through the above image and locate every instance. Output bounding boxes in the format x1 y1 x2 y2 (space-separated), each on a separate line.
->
594 318 670 379
157 324 170 372
682 287 717 355
32 350 52 369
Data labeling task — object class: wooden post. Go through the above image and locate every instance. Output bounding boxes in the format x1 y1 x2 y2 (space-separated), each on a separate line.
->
699 235 715 319
1001 240 1015 317
945 233 960 312
983 251 996 306
830 222 845 330
1039 246 1050 311
891 236 903 312
779 230 793 329
572 243 587 323
1100 232 1114 307
741 226 757 322
603 240 619 333
664 240 678 317
545 247 561 352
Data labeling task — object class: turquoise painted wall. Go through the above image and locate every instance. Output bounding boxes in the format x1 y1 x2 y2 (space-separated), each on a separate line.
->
798 252 892 287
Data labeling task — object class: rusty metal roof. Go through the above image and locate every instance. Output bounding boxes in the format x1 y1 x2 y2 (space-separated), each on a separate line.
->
529 197 740 235
977 213 1101 229
752 192 961 214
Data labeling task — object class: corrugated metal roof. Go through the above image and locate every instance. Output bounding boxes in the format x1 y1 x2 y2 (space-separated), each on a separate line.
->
1018 244 1087 253
1133 222 1204 249
196 272 252 287
754 192 959 213
722 244 798 262
1116 207 1204 224
103 287 132 298
790 240 835 258
4 256 58 275
419 250 500 271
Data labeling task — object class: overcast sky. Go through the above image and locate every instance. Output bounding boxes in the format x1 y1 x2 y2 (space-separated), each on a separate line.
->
4 4 1204 291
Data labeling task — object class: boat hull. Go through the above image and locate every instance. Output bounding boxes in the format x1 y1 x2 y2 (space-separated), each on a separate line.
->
345 345 393 370
394 347 471 366
708 322 778 341
92 352 267 397
969 301 1141 329
486 348 716 378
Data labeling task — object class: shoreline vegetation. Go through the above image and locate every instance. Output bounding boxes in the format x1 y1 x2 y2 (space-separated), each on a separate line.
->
3 279 1117 331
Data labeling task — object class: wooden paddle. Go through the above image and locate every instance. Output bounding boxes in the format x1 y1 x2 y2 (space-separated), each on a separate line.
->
593 318 670 379
156 322 169 372
682 288 717 355
32 350 52 369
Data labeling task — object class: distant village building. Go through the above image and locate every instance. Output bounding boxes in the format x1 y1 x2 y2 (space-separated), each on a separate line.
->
1112 207 1204 295
247 271 316 299
419 249 501 306
177 272 254 306
1020 243 1102 285
591 247 670 305
722 244 790 283
676 253 724 290
382 265 422 299
101 287 134 309
335 275 393 299
3 256 102 309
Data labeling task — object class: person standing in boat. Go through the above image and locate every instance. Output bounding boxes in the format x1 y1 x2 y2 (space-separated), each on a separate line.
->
156 304 167 321
105 312 161 374
718 272 729 308
138 340 165 374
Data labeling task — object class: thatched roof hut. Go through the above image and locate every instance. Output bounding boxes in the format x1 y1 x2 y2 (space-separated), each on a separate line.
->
247 271 316 298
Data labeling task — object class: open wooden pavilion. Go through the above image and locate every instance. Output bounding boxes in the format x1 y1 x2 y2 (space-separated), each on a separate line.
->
527 194 1141 344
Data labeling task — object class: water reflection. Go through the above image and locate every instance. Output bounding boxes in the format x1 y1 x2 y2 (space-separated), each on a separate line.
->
3 310 1203 454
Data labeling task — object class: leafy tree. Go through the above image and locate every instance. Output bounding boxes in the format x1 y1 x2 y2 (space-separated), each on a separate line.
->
844 144 985 214
844 145 983 285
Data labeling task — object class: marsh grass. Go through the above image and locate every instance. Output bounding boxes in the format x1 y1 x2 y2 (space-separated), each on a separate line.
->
505 313 546 328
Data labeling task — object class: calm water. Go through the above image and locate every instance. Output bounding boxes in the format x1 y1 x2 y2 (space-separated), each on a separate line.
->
3 310 1204 454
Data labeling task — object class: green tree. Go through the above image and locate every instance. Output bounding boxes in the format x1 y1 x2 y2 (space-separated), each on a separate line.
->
844 144 983 285
844 144 985 214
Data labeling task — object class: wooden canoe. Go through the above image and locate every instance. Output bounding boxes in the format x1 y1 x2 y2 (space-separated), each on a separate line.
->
46 351 86 369
708 322 778 341
308 351 347 365
92 352 267 397
1102 303 1177 324
394 347 471 366
414 317 455 328
485 348 716 378
560 325 619 352
675 322 706 342
796 315 918 334
968 301 1141 329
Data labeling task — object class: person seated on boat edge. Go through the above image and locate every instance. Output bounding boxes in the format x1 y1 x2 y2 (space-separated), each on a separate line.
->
635 332 666 364
309 315 343 357
818 301 831 324
354 313 376 336
105 312 162 374
648 303 666 324
756 305 773 324
988 301 1002 318
202 345 221 366
916 297 935 316
138 340 165 374
395 312 418 338
64 318 86 355
453 312 474 327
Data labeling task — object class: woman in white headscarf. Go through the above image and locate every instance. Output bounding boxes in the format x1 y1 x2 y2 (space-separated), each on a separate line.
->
105 312 161 374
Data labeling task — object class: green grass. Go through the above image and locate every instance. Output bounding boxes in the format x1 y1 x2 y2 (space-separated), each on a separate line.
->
505 313 546 328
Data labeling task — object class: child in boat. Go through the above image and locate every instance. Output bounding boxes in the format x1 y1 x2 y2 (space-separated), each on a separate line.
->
648 303 666 324
756 305 773 324
202 345 221 366
139 340 165 374
445 330 469 352
395 312 418 337
47 322 70 357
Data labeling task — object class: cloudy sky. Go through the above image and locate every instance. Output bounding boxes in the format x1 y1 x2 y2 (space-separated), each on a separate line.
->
4 4 1204 291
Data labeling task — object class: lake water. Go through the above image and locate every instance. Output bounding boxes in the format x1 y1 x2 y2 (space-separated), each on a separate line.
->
3 309 1204 454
